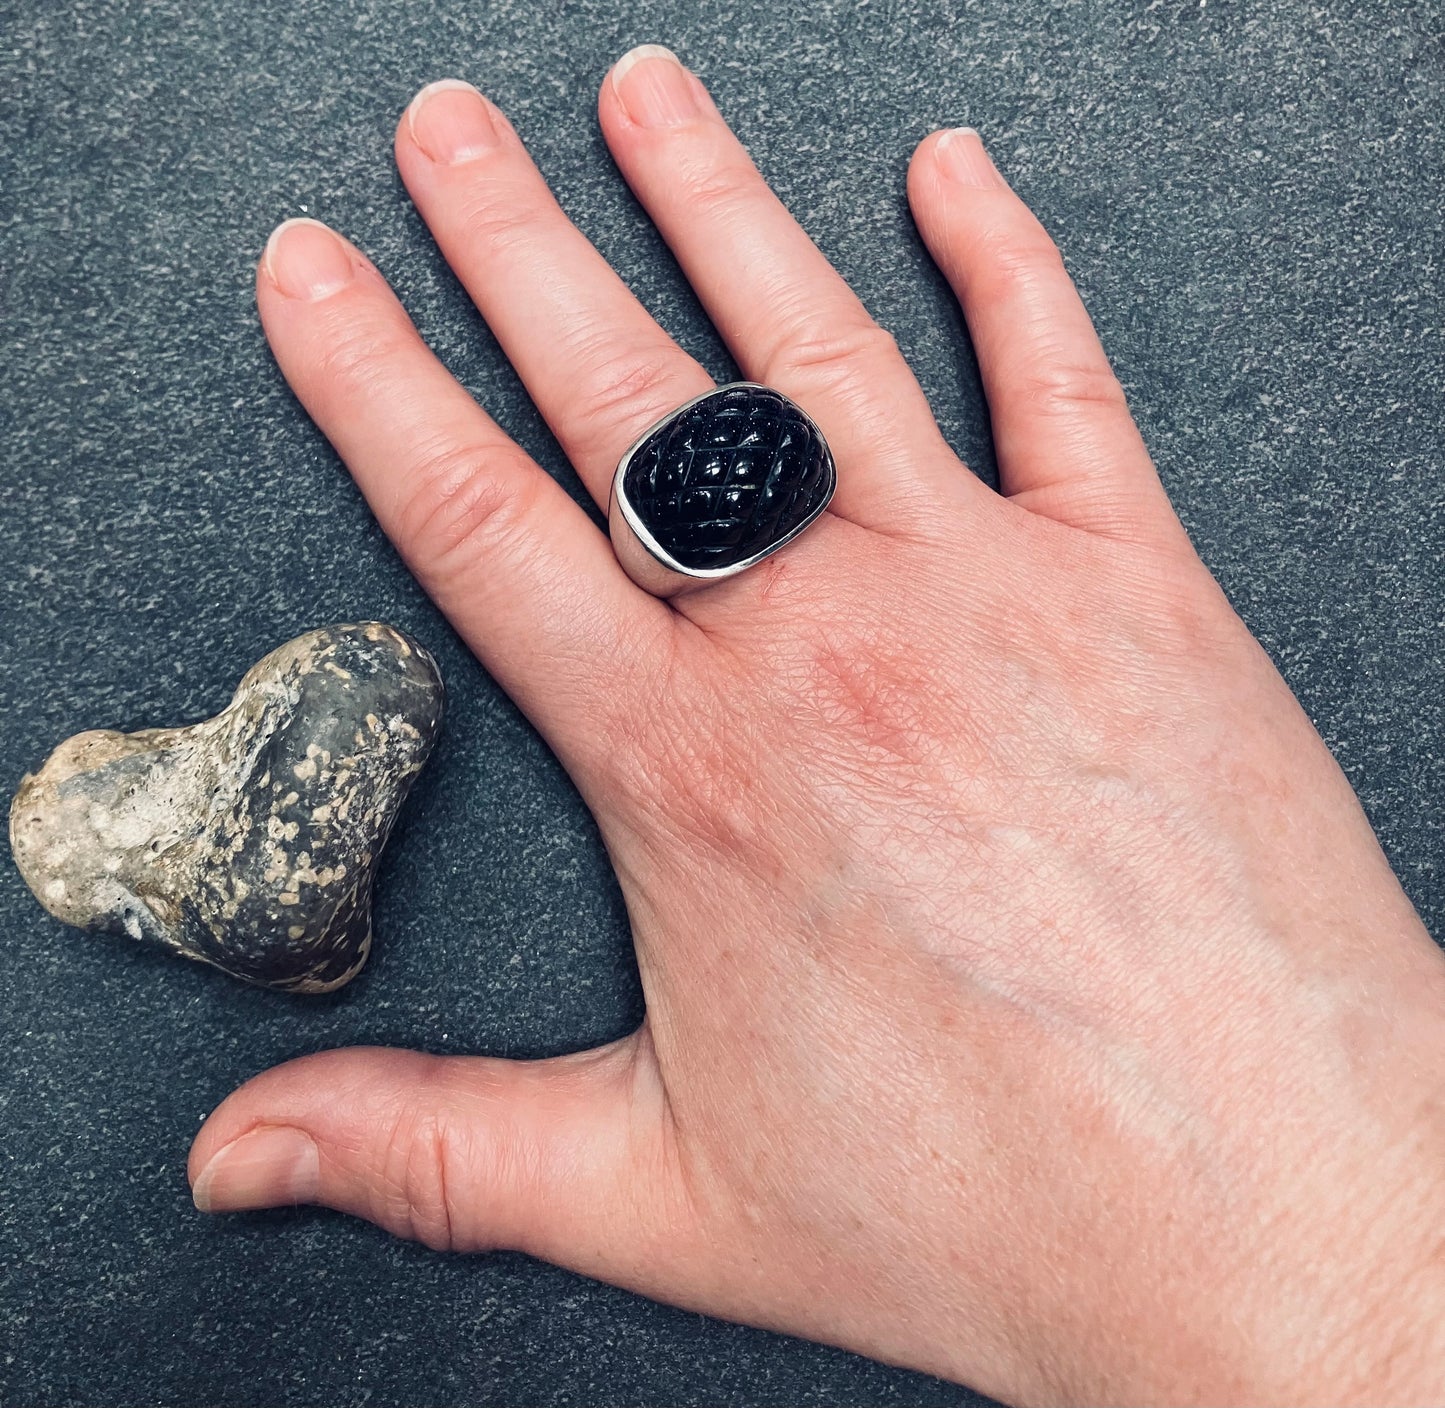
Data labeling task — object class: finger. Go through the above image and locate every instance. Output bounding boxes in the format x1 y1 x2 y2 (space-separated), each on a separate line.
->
598 46 970 531
394 80 713 509
256 217 672 759
907 128 1190 549
187 1033 697 1285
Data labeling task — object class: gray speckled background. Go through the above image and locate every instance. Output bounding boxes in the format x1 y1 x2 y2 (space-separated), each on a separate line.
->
1 1 1440 1404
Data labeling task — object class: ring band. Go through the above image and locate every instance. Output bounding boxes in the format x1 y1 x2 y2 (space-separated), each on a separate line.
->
608 381 836 598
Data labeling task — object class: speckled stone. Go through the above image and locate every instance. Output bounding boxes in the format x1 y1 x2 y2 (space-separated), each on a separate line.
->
10 624 443 991
0 1 1438 1406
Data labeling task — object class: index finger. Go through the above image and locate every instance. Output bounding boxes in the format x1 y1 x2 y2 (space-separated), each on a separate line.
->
255 216 673 767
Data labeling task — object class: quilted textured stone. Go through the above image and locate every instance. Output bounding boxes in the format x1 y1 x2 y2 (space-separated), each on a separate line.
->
621 384 834 571
8 623 443 992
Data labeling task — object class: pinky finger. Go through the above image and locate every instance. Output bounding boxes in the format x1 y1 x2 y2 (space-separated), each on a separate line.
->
908 128 1189 550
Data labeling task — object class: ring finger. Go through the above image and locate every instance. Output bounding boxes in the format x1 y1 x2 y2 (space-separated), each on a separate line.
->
597 46 980 530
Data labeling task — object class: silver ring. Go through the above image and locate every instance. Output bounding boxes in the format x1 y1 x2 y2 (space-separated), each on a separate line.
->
608 381 836 598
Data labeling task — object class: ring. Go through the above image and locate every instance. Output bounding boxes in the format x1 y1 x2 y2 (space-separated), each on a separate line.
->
608 382 836 598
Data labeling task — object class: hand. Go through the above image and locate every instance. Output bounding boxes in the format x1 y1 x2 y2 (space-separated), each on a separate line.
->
187 46 1445 1406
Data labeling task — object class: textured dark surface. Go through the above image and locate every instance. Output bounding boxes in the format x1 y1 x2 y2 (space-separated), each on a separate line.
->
621 384 834 570
10 623 444 991
0 1 1440 1406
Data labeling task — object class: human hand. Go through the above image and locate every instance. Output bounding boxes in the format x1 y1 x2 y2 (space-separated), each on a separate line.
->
187 46 1445 1406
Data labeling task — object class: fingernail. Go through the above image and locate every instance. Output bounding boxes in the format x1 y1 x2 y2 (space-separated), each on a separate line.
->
612 45 703 128
261 218 356 301
192 1125 320 1213
936 128 1005 189
406 78 501 164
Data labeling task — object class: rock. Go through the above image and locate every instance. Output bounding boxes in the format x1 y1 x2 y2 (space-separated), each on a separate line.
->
8 623 444 992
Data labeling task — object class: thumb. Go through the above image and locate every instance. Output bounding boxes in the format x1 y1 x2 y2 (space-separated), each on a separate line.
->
187 1027 686 1276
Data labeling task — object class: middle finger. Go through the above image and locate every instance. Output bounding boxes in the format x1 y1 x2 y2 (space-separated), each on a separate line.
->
395 78 714 509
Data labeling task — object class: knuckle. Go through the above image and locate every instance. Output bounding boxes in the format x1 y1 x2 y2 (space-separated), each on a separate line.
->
965 227 1131 419
378 1085 467 1251
1147 567 1236 658
590 654 686 814
451 189 546 261
763 320 901 384
400 1113 460 1251
567 336 691 466
672 152 760 218
395 440 539 581
1099 546 1240 680
759 319 906 413
615 726 775 863
311 317 406 398
378 1065 533 1255
1016 358 1130 419
970 221 1069 292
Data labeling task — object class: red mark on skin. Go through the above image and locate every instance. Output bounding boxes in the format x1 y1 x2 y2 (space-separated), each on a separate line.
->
757 556 791 604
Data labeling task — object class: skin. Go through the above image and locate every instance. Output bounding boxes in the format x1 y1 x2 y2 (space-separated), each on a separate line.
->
186 46 1445 1406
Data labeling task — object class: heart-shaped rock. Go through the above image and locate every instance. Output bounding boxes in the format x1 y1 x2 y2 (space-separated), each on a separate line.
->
8 623 443 992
